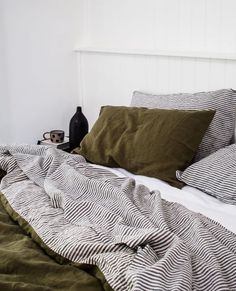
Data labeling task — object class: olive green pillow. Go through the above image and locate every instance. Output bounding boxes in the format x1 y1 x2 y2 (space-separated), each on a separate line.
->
74 106 215 188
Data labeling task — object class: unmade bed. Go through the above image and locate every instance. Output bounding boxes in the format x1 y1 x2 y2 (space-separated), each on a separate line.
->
0 145 236 291
1 88 236 291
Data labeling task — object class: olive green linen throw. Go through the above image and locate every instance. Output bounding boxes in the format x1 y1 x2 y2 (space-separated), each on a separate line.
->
0 193 112 291
74 106 215 188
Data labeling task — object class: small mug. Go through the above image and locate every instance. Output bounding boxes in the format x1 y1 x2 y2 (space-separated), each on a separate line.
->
43 130 65 143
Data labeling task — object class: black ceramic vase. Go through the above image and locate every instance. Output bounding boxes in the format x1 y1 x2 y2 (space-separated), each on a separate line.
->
69 106 88 151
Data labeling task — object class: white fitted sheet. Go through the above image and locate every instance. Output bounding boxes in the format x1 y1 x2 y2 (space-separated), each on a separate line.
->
92 165 236 234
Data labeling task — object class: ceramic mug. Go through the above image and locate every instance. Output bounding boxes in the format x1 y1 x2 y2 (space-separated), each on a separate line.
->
43 130 65 143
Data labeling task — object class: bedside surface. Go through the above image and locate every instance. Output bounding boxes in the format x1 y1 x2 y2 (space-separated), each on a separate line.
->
37 137 70 152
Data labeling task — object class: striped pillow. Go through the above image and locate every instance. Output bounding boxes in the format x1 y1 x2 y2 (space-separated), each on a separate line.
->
176 144 236 205
131 89 236 161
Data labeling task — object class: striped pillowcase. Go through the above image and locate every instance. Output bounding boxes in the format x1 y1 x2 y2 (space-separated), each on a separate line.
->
176 144 236 205
131 89 236 161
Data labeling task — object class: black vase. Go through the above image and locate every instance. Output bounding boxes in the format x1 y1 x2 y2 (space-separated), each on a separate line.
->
69 106 88 151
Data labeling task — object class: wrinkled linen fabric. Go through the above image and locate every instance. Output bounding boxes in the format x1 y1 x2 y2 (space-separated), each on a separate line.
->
0 145 236 291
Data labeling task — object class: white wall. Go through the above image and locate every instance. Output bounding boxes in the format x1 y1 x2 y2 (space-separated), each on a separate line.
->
77 0 236 127
85 0 236 52
0 0 11 143
1 0 236 141
0 0 84 143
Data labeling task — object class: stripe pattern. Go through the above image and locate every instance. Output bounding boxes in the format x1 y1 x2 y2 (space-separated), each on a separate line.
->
1 145 236 291
177 144 236 205
131 89 236 161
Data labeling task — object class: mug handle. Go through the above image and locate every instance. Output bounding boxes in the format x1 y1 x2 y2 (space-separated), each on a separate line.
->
43 132 50 140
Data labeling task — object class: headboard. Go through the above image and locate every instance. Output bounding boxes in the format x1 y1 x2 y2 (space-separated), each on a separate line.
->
75 47 236 127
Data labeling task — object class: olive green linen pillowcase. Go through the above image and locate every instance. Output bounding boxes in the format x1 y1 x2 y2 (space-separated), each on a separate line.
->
74 106 215 188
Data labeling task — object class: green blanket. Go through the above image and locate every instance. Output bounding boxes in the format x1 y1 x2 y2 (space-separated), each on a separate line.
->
0 193 112 291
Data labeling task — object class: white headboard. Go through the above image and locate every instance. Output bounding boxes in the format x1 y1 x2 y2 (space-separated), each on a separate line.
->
75 47 236 128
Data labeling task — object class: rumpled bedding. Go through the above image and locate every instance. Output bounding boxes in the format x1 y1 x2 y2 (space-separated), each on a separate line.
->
0 145 236 291
0 193 111 291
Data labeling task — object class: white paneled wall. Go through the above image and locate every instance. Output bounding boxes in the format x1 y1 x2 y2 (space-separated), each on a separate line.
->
85 0 236 52
77 0 236 127
79 53 236 126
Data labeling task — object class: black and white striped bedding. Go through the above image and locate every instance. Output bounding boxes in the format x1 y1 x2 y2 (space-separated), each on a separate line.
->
0 145 236 291
176 144 236 206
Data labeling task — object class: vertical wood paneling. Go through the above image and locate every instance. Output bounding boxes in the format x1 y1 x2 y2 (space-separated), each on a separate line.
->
168 57 183 93
195 59 211 90
79 0 236 126
224 60 236 88
80 52 236 127
208 59 226 90
179 58 197 92
147 56 170 93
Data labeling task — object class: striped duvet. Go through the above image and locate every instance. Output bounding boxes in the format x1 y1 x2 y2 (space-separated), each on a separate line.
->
0 145 236 291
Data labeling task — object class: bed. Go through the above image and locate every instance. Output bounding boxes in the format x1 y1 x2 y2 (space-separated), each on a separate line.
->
1 88 236 291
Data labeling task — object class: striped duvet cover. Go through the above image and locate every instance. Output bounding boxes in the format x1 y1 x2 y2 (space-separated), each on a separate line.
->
0 145 236 291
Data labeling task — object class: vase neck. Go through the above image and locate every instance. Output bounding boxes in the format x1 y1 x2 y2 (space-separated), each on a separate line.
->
76 106 82 113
